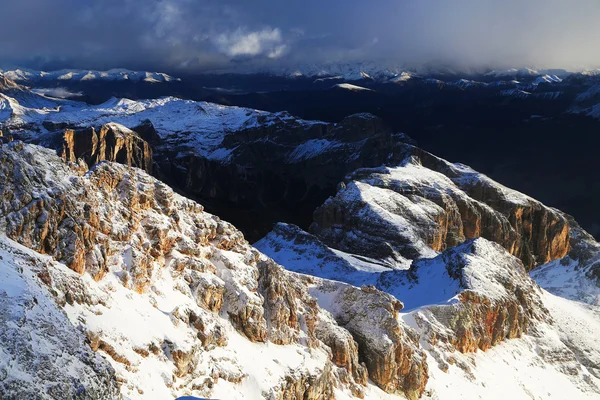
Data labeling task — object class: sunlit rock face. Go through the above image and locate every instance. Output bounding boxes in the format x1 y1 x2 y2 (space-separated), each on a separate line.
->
58 123 154 173
311 150 569 271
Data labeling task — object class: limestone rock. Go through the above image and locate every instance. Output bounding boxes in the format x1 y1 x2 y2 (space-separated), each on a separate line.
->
305 277 429 399
0 142 406 399
59 123 153 173
311 151 569 271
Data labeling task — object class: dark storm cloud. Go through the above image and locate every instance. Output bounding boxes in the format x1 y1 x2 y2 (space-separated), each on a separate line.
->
1 0 600 72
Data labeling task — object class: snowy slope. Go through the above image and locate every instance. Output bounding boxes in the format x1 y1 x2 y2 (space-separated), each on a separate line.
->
0 93 324 161
0 235 119 399
259 225 600 399
333 83 374 91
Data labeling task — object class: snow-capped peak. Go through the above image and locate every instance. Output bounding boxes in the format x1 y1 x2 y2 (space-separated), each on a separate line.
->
2 68 181 84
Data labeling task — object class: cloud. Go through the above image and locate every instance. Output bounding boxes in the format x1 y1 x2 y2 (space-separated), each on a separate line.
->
214 28 287 58
1 0 600 72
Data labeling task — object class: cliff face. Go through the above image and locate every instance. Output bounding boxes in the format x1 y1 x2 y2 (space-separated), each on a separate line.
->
59 123 153 173
311 151 569 271
0 142 432 400
154 113 417 241
303 278 429 399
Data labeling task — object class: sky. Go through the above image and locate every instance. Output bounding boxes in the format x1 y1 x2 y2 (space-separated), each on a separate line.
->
1 0 600 73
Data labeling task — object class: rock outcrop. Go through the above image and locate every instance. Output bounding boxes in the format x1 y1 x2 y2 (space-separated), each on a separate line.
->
392 239 551 352
0 142 433 399
0 73 20 91
311 151 569 271
305 278 429 399
59 123 153 173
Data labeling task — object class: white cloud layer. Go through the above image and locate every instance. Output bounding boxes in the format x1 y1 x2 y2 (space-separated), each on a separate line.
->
214 28 287 58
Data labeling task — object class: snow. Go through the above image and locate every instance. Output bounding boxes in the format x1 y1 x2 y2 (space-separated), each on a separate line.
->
453 79 483 88
411 288 600 399
255 223 392 288
287 138 342 162
0 143 339 399
532 259 600 305
0 93 318 161
499 88 531 98
3 68 180 83
333 83 374 91
420 325 600 399
533 74 563 85
449 162 534 206
0 235 118 398
251 61 406 81
61 259 332 399
31 87 83 99
388 72 413 83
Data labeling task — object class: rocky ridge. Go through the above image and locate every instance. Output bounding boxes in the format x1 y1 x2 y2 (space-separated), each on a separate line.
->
0 142 430 399
256 148 600 398
57 123 153 173
310 151 570 271
0 84 599 398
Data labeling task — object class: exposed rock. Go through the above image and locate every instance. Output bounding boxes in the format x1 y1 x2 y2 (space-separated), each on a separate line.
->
132 119 161 145
59 123 153 173
274 363 335 400
304 277 429 399
311 151 569 271
0 142 427 399
0 73 20 91
399 239 550 353
314 318 368 387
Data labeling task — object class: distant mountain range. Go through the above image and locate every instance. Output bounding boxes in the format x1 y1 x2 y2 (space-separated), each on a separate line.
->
0 68 179 84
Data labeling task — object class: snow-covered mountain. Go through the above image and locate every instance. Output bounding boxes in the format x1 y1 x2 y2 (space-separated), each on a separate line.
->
216 62 578 83
1 142 424 399
256 153 600 398
1 81 600 399
1 139 599 399
0 68 180 84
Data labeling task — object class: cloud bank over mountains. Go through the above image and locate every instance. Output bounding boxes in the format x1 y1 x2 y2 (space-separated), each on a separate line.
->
2 0 600 73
